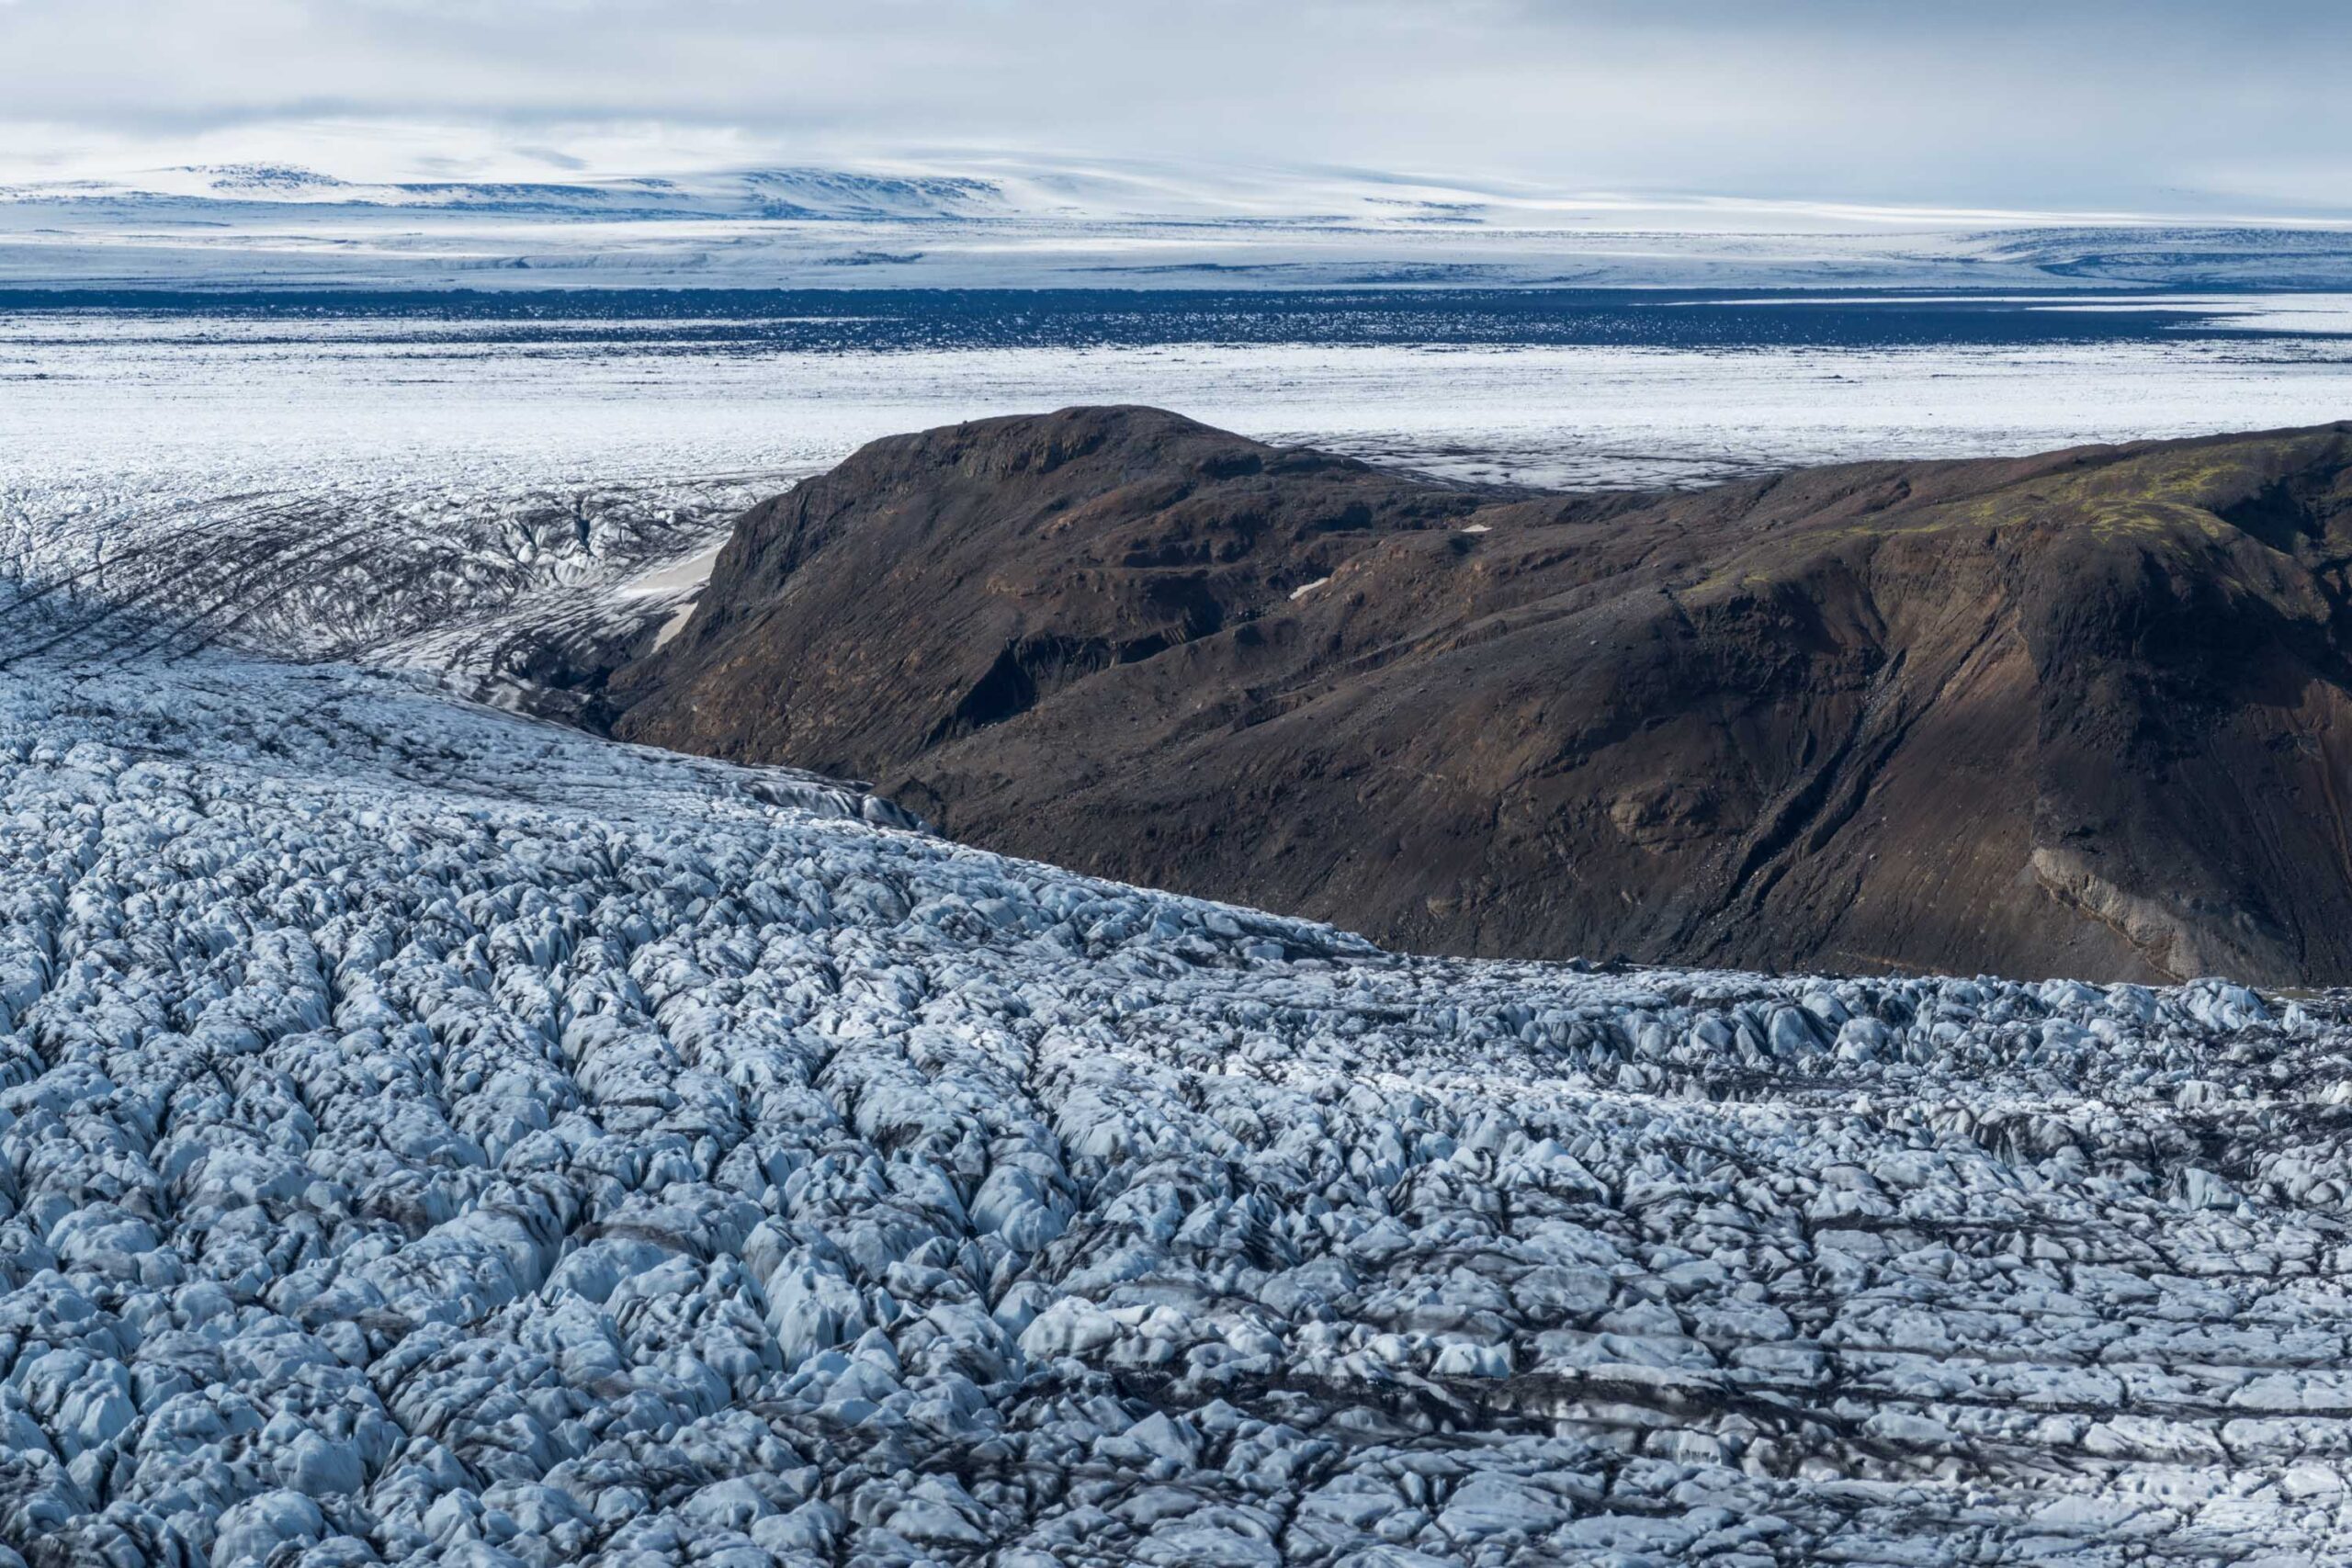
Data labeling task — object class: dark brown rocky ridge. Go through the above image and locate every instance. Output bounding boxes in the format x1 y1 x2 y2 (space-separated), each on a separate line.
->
610 405 2352 985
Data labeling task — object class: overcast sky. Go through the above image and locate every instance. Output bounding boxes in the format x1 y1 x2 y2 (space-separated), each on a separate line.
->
4 0 2347 218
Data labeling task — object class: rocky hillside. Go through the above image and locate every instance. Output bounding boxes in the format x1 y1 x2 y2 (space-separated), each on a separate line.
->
612 407 2352 985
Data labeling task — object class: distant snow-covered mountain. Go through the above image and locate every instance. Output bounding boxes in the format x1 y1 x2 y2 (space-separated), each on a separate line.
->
0 162 1013 220
6 153 2352 289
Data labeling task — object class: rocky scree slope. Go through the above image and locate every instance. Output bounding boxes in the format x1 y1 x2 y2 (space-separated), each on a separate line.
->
614 408 2352 985
11 586 2352 1565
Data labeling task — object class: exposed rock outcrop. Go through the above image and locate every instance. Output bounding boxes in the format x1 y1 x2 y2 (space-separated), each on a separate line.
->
614 407 2352 984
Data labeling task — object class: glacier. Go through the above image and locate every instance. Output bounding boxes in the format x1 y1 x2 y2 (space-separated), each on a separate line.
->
9 577 2352 1567
7 299 2352 1562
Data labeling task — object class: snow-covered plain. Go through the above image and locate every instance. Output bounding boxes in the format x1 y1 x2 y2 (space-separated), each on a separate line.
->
8 299 2352 1563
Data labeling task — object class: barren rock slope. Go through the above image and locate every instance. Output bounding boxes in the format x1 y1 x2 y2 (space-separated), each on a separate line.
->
616 408 2352 984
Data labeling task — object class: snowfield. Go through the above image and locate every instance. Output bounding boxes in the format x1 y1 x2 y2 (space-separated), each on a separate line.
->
9 299 2352 1563
10 569 2352 1567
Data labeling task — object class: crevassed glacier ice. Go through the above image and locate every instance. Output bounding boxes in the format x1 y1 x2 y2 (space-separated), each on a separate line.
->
5 574 2352 1566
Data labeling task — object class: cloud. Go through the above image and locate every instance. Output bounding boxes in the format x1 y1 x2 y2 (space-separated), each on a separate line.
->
1 0 2346 214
